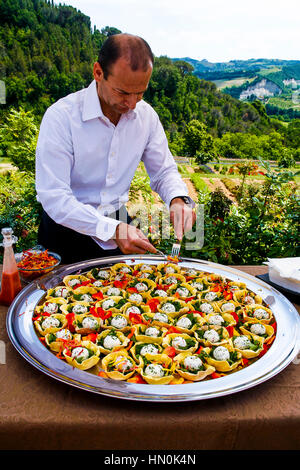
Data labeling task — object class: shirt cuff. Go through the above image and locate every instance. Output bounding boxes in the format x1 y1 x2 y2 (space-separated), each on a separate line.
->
96 217 121 242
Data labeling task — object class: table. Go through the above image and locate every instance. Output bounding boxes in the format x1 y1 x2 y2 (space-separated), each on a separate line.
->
0 265 299 451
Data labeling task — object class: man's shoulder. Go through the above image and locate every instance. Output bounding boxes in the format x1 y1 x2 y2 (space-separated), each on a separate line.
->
135 100 159 124
44 86 87 120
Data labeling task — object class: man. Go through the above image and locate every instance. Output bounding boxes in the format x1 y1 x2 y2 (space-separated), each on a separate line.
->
36 33 195 263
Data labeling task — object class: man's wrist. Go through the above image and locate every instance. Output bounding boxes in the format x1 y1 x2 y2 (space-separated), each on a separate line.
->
170 196 195 208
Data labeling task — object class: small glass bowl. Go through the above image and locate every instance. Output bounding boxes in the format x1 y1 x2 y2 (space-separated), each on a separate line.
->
15 248 61 283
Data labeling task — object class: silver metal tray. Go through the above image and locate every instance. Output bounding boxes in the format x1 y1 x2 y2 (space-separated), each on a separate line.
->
6 256 300 402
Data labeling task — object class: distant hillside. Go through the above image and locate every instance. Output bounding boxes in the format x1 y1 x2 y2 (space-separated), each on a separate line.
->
172 57 300 120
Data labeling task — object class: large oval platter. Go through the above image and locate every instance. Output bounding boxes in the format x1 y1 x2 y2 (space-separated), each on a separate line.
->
6 256 300 402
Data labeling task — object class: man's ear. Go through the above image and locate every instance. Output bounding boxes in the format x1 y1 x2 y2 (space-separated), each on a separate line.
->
93 62 104 83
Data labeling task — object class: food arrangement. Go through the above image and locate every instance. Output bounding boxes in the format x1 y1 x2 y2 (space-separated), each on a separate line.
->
16 248 61 282
32 260 277 385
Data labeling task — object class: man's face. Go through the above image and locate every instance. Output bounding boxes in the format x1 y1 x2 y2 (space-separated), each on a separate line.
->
93 57 152 118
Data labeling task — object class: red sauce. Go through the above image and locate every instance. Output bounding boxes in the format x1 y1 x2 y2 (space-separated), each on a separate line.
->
0 270 22 306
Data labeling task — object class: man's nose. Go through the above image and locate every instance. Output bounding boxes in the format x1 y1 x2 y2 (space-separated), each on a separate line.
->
124 94 138 109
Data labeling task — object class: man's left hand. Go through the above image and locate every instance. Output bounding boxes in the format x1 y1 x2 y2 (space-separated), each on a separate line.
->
170 198 196 241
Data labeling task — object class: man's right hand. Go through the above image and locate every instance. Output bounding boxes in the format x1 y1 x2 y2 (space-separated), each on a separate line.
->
114 222 157 254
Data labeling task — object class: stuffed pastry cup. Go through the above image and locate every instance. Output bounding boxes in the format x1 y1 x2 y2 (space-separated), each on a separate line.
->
231 334 264 358
96 296 127 313
35 298 67 316
173 351 215 381
233 289 262 306
70 285 99 303
162 333 198 354
45 329 81 352
243 305 274 324
122 302 151 318
216 300 240 314
45 285 72 301
133 324 167 344
63 340 100 370
100 285 126 298
157 297 190 319
156 262 181 275
34 313 68 336
137 353 175 385
62 274 89 289
157 273 186 289
194 325 230 347
125 290 151 305
73 314 102 335
205 344 242 372
85 267 112 282
146 311 175 329
205 312 237 329
101 349 136 380
186 277 210 294
60 301 92 317
126 278 157 294
239 321 275 343
189 299 217 316
96 328 130 355
102 313 131 332
174 312 205 333
166 282 197 300
130 341 163 363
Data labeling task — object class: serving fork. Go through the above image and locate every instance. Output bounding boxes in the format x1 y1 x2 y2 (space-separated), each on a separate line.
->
156 241 181 259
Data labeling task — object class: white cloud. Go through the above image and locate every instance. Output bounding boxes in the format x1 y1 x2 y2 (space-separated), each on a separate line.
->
59 0 300 61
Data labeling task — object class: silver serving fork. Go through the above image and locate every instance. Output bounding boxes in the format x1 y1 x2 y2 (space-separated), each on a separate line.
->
170 242 181 258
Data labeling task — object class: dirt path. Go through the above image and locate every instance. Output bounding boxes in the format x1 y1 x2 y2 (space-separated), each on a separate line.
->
202 177 237 203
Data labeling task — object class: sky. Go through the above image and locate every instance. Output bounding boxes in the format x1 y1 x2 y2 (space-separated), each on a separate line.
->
58 0 300 63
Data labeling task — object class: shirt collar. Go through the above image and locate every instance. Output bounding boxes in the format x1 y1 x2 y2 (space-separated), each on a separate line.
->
82 80 137 122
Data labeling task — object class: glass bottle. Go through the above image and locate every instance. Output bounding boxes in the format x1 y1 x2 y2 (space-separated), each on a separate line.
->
0 227 22 306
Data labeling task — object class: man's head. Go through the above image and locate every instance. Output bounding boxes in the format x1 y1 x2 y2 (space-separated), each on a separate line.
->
93 34 154 120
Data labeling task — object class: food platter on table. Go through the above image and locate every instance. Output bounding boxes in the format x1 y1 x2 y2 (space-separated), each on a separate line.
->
6 255 300 402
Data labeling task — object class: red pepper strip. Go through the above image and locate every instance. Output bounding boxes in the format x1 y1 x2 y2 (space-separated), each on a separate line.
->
83 333 98 343
73 280 92 289
226 325 234 337
242 358 249 367
166 326 181 335
270 321 277 333
231 312 240 324
129 312 143 324
32 312 50 321
164 346 177 358
146 298 160 312
127 328 135 340
258 343 269 358
224 292 233 301
92 291 104 300
190 310 205 317
125 340 133 351
211 372 221 379
127 287 138 293
66 312 75 332
184 296 195 303
195 346 203 354
39 337 46 342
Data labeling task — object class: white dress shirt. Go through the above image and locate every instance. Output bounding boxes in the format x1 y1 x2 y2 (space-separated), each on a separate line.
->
35 80 189 249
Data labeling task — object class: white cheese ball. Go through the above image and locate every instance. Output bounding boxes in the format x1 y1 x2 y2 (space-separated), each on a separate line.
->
253 308 269 320
154 289 168 297
81 317 98 330
153 312 169 323
119 266 131 273
186 269 198 275
103 334 121 350
144 327 160 337
141 264 151 271
205 292 218 301
221 302 236 312
208 314 224 326
115 356 133 373
126 306 141 315
55 287 68 298
161 302 176 313
102 299 115 310
44 303 59 314
213 346 230 361
144 363 164 377
80 294 93 303
135 282 148 292
244 295 255 305
200 303 214 314
68 278 81 287
176 287 189 297
97 270 110 279
111 315 128 329
41 317 60 330
191 282 203 291
172 336 187 349
176 317 192 329
164 276 178 285
71 347 89 362
250 323 266 336
92 280 103 287
55 329 72 340
107 287 120 296
165 266 175 274
128 293 143 303
140 344 159 356
233 335 252 350
203 329 220 343
183 355 202 371
72 304 88 314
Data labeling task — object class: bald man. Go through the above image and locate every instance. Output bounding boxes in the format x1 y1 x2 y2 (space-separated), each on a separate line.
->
36 34 195 263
